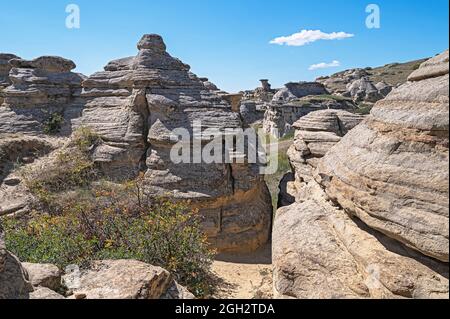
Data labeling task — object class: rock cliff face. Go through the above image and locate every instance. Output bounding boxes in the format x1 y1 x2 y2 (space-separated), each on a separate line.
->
317 50 449 262
279 109 365 206
0 56 84 135
273 51 449 299
79 35 272 252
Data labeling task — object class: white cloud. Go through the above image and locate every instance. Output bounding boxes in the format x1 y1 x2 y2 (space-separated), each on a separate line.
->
270 29 354 47
309 60 341 71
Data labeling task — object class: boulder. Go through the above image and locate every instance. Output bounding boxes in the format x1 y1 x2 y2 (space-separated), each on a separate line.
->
408 50 449 82
375 81 393 97
62 259 193 299
273 183 449 299
273 50 449 299
29 287 65 299
22 262 62 291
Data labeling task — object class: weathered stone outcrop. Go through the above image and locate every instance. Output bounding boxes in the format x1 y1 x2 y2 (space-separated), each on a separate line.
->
62 260 194 299
0 226 33 299
240 80 277 126
22 262 62 292
345 77 385 103
79 34 272 252
0 56 85 135
272 82 328 103
0 54 19 105
279 110 365 205
317 50 449 262
273 51 449 299
0 135 58 216
263 95 356 138
274 185 449 299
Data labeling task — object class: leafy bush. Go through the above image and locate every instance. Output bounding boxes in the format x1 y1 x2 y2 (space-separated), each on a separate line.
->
354 103 373 115
43 113 65 135
2 177 215 297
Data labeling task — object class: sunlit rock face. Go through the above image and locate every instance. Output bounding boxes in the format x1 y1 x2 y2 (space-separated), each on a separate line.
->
80 34 273 252
317 50 449 262
273 50 449 299
0 55 85 135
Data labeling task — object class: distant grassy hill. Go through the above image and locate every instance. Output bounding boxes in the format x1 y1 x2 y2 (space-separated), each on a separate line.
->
367 58 428 86
319 58 429 94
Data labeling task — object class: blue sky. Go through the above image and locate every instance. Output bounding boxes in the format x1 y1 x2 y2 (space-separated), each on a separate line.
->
1 0 448 92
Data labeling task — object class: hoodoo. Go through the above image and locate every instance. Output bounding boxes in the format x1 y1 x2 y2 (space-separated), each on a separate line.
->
79 34 273 252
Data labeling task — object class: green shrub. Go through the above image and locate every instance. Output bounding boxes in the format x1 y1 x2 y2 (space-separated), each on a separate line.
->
354 104 373 115
43 113 65 135
2 177 215 297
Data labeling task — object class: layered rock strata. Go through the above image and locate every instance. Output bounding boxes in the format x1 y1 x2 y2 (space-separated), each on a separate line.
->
317 50 449 262
273 51 449 299
279 109 365 206
0 56 84 135
263 95 356 138
79 34 272 252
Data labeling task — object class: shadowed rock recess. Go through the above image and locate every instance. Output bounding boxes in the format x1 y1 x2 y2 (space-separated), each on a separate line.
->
273 50 449 299
79 34 273 252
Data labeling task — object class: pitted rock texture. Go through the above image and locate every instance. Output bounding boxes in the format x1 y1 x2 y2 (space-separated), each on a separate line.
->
80 34 272 252
317 50 449 262
0 55 85 135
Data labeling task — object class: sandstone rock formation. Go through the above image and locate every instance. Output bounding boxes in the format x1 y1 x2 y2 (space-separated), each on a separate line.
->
279 109 365 205
0 226 33 299
62 259 194 299
345 77 384 103
316 58 428 106
79 34 272 252
273 50 449 299
29 287 65 299
317 49 449 262
0 55 84 135
240 80 277 126
0 54 19 106
0 135 58 216
263 95 356 138
22 262 62 291
272 82 328 103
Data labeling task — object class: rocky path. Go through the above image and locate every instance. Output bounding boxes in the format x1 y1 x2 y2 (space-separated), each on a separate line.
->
211 243 273 299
